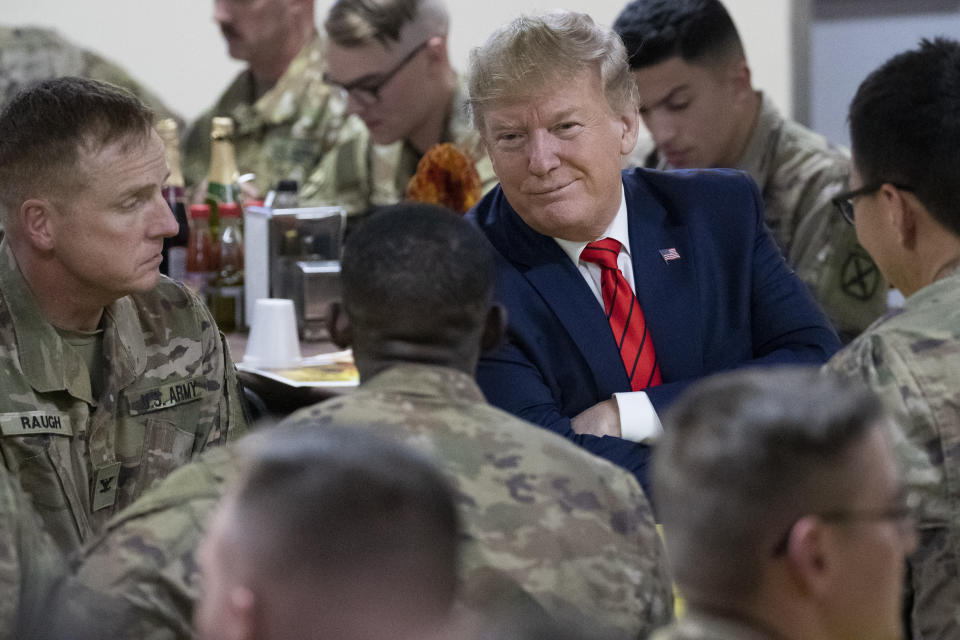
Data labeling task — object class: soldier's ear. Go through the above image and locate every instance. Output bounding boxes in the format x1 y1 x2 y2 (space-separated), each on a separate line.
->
424 35 449 69
19 198 57 252
327 301 352 349
783 515 834 597
881 184 917 250
226 585 256 640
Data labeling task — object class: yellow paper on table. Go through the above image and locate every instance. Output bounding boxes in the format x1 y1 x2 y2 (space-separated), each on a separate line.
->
271 362 359 384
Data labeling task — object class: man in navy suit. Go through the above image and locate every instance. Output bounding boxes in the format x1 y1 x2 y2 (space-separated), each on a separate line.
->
465 10 841 488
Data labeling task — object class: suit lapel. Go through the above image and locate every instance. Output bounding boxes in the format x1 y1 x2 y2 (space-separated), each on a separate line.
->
624 175 703 381
497 199 631 396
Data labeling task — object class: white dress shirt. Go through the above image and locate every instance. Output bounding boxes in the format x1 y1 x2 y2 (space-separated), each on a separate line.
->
553 184 663 443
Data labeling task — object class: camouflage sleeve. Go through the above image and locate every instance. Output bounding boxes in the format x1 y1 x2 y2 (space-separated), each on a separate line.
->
49 497 216 640
787 162 887 342
47 447 236 640
190 288 249 451
0 467 65 638
299 115 375 214
825 339 960 638
606 470 675 635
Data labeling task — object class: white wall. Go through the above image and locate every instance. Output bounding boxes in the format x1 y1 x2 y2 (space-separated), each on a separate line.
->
7 0 794 122
811 9 960 148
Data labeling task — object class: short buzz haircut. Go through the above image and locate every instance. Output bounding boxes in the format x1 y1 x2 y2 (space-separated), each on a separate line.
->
324 0 448 48
467 11 639 131
231 425 460 605
341 202 495 346
653 367 886 602
849 37 960 238
613 0 745 70
0 77 154 223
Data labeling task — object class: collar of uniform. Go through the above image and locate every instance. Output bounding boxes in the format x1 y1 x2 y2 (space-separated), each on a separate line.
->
902 263 960 311
554 184 631 266
254 33 326 127
361 363 486 405
213 34 325 136
735 91 783 195
100 295 148 392
669 608 789 640
0 239 95 402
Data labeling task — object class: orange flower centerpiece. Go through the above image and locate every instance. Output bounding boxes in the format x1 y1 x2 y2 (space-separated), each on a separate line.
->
406 142 482 214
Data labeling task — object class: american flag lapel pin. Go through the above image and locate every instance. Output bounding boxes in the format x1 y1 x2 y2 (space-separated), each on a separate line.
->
659 247 681 263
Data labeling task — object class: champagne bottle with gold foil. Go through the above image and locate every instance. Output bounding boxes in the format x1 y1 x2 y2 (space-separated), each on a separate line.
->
156 118 189 282
204 116 241 236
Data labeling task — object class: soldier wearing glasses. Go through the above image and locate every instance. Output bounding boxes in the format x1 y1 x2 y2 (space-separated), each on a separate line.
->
652 367 918 640
322 0 497 208
825 38 960 639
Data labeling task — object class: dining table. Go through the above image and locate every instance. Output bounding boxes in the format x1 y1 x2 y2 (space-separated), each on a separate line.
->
225 330 356 419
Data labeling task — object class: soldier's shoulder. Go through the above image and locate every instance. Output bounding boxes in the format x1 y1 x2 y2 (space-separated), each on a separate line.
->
130 276 209 328
772 116 849 179
77 447 237 571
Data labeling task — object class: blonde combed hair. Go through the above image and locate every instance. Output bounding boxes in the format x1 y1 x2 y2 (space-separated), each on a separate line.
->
468 11 639 130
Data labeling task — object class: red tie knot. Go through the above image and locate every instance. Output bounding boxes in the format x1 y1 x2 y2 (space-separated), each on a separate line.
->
580 237 622 270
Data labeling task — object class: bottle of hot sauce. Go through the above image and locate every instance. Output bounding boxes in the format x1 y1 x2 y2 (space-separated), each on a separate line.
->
155 118 189 282
185 204 217 300
204 117 242 237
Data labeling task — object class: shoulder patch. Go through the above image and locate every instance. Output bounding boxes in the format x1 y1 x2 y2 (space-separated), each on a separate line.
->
127 377 207 415
841 247 881 301
0 411 73 437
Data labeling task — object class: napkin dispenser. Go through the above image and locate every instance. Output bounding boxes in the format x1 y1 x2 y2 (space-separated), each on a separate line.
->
244 205 346 339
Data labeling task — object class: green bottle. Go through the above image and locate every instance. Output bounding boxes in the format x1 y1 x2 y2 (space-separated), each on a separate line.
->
204 116 241 237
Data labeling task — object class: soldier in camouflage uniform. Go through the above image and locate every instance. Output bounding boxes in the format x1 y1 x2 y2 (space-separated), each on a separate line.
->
614 0 887 342
323 0 498 211
0 25 181 123
53 204 672 640
282 205 672 638
180 0 372 211
0 78 247 558
651 368 918 640
824 39 960 639
0 464 64 639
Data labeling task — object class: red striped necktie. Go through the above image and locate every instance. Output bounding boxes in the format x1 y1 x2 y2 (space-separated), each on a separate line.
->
580 237 662 391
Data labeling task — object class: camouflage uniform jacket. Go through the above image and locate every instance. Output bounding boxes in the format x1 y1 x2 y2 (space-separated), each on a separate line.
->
52 446 237 640
366 78 498 208
825 268 960 639
650 610 782 640
181 34 371 212
631 93 886 341
0 26 181 123
0 465 64 640
282 364 673 640
0 239 247 557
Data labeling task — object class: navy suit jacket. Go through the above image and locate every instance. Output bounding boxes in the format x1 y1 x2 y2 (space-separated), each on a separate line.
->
468 168 841 489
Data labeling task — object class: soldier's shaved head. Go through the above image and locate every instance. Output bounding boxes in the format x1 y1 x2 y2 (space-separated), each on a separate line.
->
336 203 501 378
195 425 459 640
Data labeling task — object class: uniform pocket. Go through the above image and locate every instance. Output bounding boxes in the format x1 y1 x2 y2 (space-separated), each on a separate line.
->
115 418 197 507
0 434 85 549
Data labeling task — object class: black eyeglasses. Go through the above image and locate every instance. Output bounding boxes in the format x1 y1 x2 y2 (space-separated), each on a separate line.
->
772 495 916 556
324 41 429 107
832 181 914 224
